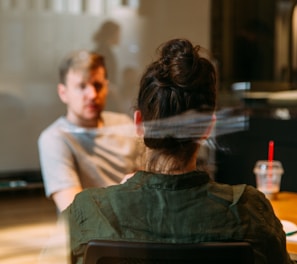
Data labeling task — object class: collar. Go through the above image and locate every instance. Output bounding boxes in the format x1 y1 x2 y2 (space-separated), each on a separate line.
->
128 170 210 190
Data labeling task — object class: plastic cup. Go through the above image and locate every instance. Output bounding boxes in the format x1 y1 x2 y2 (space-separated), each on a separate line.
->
253 160 284 200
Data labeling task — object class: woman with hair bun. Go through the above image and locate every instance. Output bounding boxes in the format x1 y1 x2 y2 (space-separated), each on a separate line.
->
66 39 293 264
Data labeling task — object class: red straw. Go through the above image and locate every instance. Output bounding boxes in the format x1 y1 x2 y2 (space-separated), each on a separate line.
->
268 140 274 183
268 140 274 162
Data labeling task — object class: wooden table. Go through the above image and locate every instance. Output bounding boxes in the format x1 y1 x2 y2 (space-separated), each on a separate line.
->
269 192 297 260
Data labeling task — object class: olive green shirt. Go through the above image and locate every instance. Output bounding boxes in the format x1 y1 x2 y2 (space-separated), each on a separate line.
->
65 170 293 264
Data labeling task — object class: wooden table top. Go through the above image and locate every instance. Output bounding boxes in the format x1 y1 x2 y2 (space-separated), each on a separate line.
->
269 192 297 260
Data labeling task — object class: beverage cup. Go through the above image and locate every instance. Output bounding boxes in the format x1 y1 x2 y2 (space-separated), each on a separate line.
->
253 160 284 200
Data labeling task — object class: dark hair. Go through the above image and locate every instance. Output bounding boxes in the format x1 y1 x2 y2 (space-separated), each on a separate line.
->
59 50 106 84
136 38 216 170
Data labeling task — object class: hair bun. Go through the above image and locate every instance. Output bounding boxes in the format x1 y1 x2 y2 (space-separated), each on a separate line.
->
157 39 200 89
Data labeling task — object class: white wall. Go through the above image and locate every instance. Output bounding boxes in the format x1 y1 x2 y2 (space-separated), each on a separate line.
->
0 0 211 172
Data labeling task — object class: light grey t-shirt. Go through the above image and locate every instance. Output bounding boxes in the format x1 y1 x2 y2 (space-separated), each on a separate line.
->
38 111 142 197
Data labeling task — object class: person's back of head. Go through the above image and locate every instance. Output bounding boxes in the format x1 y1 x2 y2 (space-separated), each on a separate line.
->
136 38 216 171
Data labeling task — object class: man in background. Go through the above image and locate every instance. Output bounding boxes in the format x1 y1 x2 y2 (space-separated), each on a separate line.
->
38 50 142 212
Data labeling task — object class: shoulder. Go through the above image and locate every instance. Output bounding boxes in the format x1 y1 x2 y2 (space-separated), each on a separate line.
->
72 182 128 204
227 184 281 227
207 181 247 204
208 182 282 227
38 117 71 147
239 185 276 213
212 183 272 210
207 182 271 211
67 186 118 216
39 116 66 135
39 117 60 140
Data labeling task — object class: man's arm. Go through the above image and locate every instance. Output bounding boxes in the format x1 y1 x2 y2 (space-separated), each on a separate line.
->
52 186 83 212
38 124 83 211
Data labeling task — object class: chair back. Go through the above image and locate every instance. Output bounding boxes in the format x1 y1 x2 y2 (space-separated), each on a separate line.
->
82 240 254 264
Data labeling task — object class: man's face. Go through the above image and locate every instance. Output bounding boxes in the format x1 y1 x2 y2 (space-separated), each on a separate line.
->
58 66 108 127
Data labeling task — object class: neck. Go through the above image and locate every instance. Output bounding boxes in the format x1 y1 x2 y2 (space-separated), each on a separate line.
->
66 114 103 128
145 148 198 175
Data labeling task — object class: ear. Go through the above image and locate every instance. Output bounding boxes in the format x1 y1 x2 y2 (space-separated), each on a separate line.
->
57 83 68 104
202 114 216 139
134 110 144 136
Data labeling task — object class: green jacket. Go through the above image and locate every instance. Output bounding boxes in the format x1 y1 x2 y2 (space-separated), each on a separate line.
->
65 170 293 264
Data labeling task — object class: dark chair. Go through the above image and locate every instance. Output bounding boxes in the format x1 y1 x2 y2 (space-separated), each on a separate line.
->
82 239 254 264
